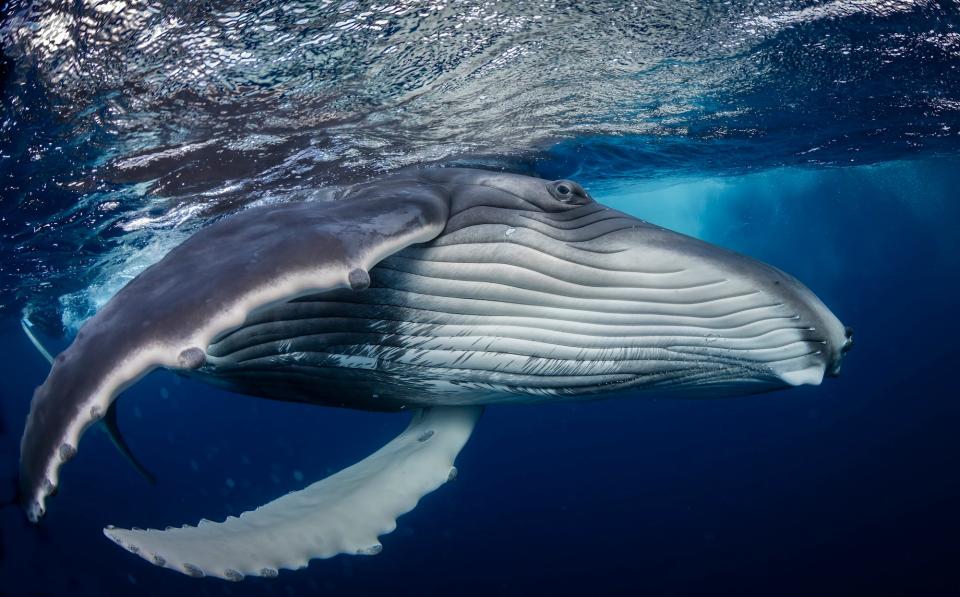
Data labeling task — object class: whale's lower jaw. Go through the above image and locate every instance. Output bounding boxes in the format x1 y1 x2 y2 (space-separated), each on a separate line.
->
203 204 829 407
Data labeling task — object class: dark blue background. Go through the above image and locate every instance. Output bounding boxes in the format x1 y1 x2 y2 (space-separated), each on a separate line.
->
2 156 958 596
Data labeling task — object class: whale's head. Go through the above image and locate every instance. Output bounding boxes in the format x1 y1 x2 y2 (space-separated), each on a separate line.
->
596 212 853 394
415 168 853 397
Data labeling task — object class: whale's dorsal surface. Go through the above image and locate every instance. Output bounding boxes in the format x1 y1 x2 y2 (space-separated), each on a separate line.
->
19 168 850 580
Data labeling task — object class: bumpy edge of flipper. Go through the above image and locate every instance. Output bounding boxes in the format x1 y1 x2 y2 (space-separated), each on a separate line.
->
22 318 157 485
104 406 482 581
19 176 450 522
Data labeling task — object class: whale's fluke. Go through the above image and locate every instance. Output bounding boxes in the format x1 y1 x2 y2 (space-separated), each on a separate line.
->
104 406 482 580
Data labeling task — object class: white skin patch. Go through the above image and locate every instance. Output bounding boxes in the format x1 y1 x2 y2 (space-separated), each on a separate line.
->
778 364 827 387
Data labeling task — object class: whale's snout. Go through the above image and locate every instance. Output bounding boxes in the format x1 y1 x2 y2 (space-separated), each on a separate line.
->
827 326 854 378
584 218 851 396
742 262 850 389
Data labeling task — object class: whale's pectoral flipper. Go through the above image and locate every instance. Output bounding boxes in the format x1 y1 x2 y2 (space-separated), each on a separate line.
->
19 178 450 522
21 318 157 485
102 403 157 486
21 319 55 364
104 406 482 580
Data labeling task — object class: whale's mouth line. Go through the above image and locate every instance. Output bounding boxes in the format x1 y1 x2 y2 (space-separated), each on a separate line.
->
828 326 855 377
842 326 855 354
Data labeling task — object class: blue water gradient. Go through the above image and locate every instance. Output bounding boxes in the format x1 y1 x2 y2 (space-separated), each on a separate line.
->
3 0 960 594
2 157 958 596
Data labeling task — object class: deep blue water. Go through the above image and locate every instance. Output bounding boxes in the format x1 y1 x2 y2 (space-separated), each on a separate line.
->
2 1 960 596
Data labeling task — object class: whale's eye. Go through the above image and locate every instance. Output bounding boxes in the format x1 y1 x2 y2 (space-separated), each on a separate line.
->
549 180 592 204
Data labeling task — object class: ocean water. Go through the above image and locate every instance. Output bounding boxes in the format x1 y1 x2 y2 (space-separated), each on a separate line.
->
1 1 959 595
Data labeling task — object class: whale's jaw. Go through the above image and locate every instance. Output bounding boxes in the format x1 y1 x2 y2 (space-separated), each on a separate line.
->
204 198 850 405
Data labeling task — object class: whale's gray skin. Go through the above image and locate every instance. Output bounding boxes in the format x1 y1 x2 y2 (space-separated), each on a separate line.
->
200 168 850 408
19 167 851 579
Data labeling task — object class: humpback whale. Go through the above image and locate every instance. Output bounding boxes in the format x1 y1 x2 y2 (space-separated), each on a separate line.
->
19 168 852 580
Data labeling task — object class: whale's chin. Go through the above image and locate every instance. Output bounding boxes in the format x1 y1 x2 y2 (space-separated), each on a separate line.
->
778 364 827 387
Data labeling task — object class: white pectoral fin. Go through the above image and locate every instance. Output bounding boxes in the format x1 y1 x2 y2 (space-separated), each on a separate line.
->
103 406 483 580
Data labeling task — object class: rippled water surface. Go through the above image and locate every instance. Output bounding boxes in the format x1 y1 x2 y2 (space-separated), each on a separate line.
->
3 0 959 328
1 1 959 595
